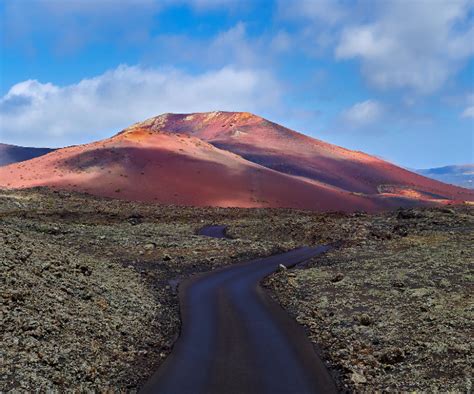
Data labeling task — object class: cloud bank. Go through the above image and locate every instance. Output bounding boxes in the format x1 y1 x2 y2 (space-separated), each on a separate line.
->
284 0 474 94
0 65 280 147
341 100 384 127
462 106 474 118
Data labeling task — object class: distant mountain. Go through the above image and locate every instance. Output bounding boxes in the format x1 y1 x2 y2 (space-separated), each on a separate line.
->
0 112 472 211
415 165 473 189
0 143 55 166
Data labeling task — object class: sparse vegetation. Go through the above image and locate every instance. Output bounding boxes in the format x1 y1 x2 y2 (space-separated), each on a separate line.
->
1 188 472 391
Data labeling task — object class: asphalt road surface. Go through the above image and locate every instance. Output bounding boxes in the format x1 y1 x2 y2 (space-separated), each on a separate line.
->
197 225 228 238
141 226 337 394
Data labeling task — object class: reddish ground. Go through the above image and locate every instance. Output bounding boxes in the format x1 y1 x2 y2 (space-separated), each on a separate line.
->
0 112 472 211
143 112 473 200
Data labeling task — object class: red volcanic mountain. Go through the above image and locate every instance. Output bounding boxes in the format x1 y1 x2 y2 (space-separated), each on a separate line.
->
0 143 55 166
0 112 472 211
149 112 473 200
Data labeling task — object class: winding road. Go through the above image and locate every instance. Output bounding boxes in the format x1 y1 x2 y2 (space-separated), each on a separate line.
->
141 226 337 394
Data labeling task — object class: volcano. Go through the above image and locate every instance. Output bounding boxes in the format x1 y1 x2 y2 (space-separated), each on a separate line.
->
0 143 55 166
0 112 472 211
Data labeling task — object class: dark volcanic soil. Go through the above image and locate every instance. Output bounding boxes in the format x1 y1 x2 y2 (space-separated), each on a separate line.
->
1 188 472 391
263 206 473 391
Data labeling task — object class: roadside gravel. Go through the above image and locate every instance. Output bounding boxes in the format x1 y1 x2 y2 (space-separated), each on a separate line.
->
265 207 473 391
1 188 472 391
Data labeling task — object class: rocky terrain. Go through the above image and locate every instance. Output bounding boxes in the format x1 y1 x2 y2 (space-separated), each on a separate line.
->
264 206 473 391
0 188 286 391
1 187 472 391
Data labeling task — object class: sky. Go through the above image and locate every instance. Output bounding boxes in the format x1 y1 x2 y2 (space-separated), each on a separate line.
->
0 0 473 168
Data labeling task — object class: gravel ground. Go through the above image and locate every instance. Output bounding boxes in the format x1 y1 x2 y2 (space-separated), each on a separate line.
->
0 188 284 391
264 206 474 391
1 188 472 391
1 225 158 390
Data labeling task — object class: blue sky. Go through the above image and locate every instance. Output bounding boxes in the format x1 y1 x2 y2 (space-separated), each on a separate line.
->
0 0 473 168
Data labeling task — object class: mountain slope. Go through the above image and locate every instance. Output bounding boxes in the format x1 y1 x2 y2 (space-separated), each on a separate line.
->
415 165 473 189
0 112 472 211
144 112 472 202
0 143 55 166
0 127 387 211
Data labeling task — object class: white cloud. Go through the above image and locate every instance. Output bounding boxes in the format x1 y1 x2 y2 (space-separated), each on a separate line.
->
278 0 347 25
461 106 474 118
205 22 260 65
335 0 474 93
1 0 240 55
460 93 474 118
0 65 280 147
341 100 384 126
176 0 239 9
270 30 292 53
336 26 393 59
276 0 350 55
2 0 162 54
148 22 269 68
